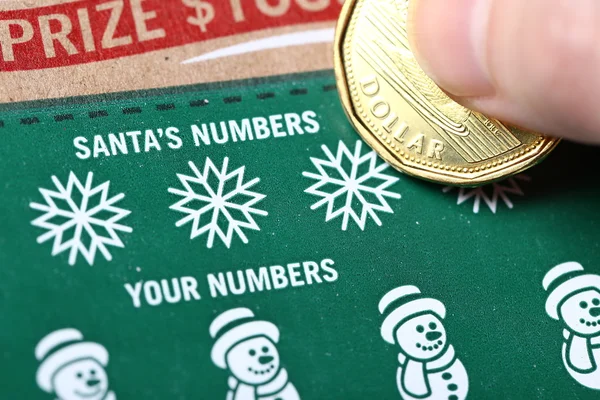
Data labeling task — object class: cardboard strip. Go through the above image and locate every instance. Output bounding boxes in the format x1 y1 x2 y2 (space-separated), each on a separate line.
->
0 0 342 71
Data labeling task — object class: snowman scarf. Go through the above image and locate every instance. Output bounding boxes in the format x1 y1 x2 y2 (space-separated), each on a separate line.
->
229 368 290 400
398 345 456 398
56 391 116 400
565 332 598 373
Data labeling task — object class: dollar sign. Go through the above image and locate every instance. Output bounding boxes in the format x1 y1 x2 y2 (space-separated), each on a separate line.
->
181 0 215 33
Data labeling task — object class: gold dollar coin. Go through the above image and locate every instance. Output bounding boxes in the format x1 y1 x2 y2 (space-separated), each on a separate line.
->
334 0 560 186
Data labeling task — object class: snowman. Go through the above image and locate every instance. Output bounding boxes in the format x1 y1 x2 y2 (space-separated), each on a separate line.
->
543 261 600 390
210 307 300 400
35 328 116 400
379 285 469 400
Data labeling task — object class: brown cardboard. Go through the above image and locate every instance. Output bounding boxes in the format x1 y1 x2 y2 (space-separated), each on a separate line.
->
0 0 340 102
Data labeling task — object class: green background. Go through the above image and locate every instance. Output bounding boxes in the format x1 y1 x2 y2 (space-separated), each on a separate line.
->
0 70 599 399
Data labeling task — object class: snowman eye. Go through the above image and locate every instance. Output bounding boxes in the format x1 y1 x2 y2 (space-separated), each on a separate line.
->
593 299 600 306
76 372 83 379
90 369 96 375
249 349 256 356
429 322 437 330
416 325 424 333
580 301 589 309
261 346 269 353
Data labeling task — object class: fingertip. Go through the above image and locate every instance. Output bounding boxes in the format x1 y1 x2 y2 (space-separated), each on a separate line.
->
408 0 494 97
404 0 600 143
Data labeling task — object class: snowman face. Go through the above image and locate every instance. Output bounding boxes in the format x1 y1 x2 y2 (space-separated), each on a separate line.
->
395 313 447 361
52 359 108 400
560 289 600 337
226 336 281 385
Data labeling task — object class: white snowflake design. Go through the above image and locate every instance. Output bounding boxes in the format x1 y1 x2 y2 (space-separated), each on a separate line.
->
443 174 531 214
168 158 268 248
29 172 132 266
303 140 401 231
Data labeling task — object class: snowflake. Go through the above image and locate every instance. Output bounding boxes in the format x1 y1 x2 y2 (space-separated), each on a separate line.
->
29 172 132 266
168 158 268 248
443 174 531 214
303 140 401 231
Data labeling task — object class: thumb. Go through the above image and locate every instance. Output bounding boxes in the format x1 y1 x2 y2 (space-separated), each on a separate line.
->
408 0 600 143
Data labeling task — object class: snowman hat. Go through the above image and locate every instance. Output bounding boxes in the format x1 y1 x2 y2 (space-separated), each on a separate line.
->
379 285 446 344
210 308 280 369
35 328 108 393
543 261 600 320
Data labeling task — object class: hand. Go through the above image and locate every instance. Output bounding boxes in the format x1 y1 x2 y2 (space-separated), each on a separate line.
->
408 0 600 143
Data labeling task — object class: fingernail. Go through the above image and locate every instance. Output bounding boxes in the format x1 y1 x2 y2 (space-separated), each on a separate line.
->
408 0 495 97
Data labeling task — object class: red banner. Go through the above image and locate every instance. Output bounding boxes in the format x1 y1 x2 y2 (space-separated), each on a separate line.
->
0 0 342 71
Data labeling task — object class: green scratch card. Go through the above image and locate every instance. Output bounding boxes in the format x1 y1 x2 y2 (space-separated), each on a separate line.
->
1 71 599 400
